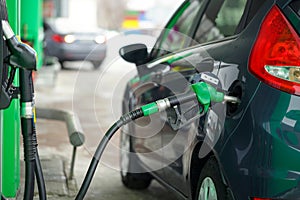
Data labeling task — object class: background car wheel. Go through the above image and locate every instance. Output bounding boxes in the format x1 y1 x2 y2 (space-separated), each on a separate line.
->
59 61 66 69
196 157 227 200
120 124 152 190
91 61 102 69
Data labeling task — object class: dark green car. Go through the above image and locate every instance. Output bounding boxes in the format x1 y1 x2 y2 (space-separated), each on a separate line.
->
119 0 300 199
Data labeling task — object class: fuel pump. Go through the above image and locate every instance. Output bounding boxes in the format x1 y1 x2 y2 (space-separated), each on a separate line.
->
0 3 46 200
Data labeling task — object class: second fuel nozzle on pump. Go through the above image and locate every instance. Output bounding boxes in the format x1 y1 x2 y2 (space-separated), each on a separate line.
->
2 20 37 71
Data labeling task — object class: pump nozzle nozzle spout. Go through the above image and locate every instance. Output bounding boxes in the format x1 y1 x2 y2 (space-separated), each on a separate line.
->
224 95 241 104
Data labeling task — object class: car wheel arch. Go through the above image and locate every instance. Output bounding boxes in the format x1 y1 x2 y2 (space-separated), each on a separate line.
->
189 141 232 200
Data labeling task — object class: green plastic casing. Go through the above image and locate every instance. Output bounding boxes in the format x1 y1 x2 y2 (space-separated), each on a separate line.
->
141 102 159 116
191 82 224 113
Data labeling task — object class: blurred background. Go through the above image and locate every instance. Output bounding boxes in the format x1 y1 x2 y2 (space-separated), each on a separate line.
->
43 0 183 30
41 0 185 70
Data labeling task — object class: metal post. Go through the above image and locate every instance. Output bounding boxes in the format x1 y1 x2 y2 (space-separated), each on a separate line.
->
69 147 77 180
36 108 85 180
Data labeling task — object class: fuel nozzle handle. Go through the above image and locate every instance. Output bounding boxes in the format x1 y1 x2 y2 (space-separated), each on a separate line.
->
2 20 37 71
141 82 240 116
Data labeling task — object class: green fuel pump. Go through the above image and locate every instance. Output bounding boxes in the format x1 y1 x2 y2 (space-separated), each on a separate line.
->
1 8 46 200
1 0 43 197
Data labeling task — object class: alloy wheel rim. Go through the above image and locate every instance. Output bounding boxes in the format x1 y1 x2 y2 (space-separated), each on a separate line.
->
198 177 217 200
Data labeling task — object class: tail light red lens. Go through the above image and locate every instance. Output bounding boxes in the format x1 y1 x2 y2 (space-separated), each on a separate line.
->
249 5 300 95
51 34 65 43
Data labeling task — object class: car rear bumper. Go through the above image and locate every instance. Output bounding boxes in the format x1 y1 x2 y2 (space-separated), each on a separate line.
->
220 82 300 200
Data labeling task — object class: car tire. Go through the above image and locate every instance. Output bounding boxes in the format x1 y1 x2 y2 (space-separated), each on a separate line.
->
59 61 66 69
196 157 228 200
91 61 102 69
120 123 152 190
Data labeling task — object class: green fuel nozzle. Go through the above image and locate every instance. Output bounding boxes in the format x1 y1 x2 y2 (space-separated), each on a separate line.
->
141 82 240 117
191 82 224 113
2 20 37 71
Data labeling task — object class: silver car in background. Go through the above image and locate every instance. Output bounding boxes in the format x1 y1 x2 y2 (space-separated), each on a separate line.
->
43 18 107 69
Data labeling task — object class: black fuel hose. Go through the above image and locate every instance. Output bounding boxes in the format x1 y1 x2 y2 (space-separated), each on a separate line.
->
35 152 47 200
75 92 199 200
75 90 201 200
20 70 46 200
75 109 143 200
21 118 36 200
20 69 36 200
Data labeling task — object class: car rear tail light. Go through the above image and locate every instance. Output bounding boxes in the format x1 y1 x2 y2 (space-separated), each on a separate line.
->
249 5 300 95
251 198 272 200
51 34 65 43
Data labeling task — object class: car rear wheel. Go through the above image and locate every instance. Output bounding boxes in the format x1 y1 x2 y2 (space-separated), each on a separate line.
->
120 124 152 190
196 157 227 200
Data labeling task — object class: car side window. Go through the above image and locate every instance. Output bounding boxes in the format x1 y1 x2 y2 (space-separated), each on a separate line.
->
194 0 247 44
151 0 203 58
290 0 300 15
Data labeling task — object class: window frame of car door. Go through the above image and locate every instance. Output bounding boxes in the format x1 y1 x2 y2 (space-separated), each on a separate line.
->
149 0 258 65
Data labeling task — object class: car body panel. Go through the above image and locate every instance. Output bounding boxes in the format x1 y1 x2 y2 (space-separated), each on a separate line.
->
121 0 300 199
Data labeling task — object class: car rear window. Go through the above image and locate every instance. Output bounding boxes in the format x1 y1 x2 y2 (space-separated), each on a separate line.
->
152 0 203 58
